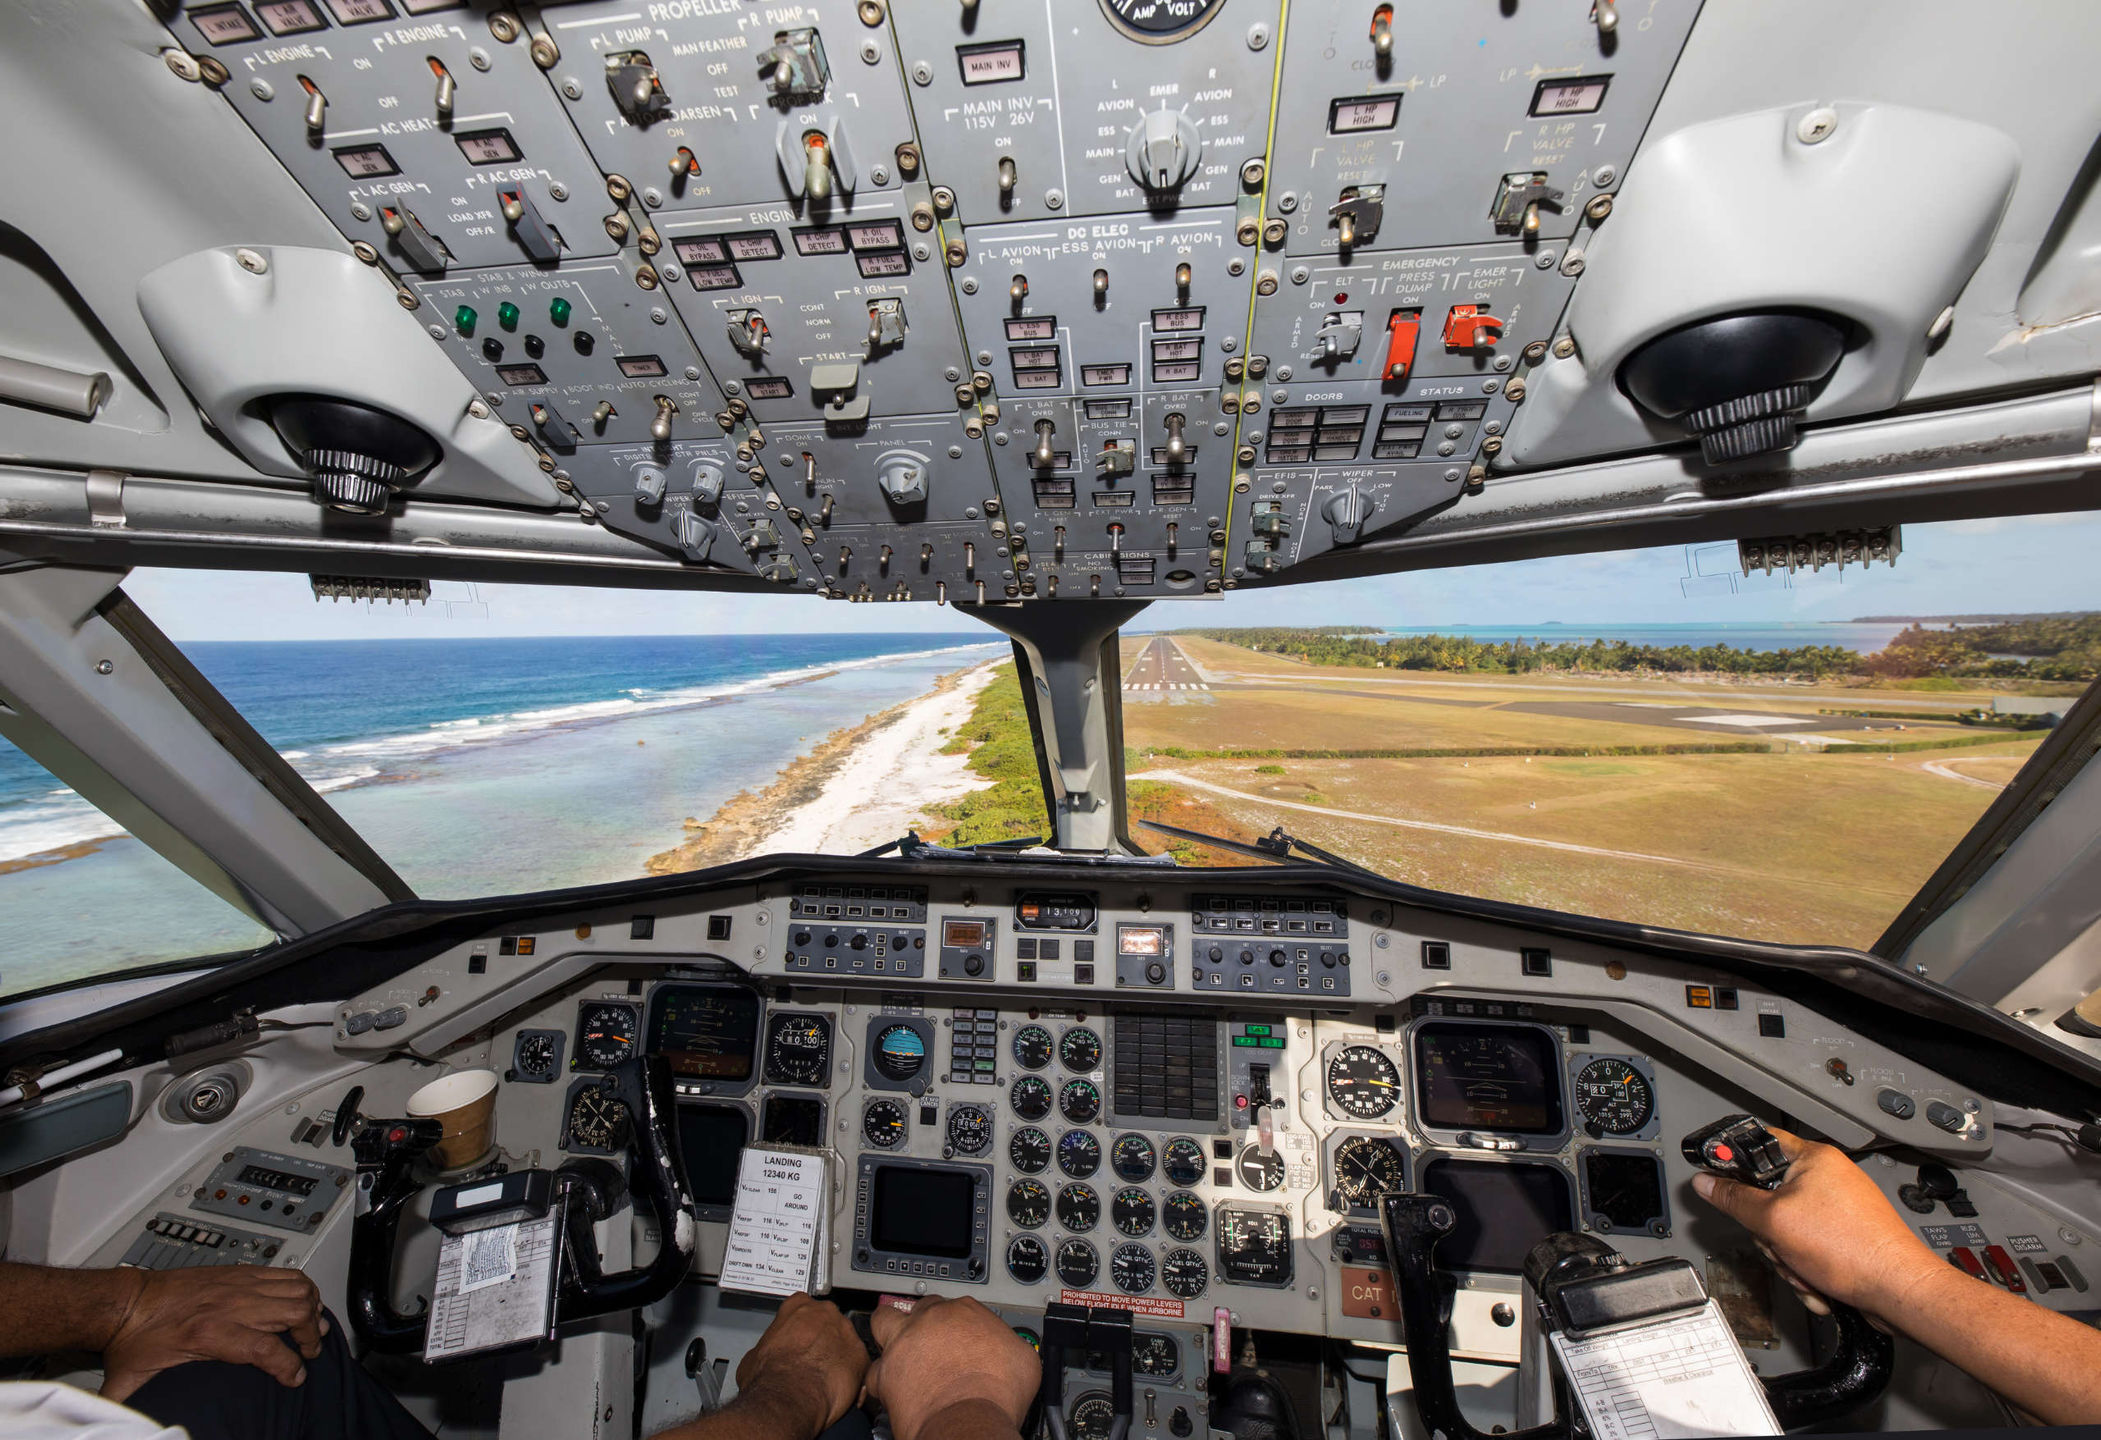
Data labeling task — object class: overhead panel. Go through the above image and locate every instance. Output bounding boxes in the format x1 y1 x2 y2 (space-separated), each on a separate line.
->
155 0 1706 601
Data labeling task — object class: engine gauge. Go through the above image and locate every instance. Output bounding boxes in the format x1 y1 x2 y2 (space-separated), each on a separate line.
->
1098 0 1225 42
1216 1206 1293 1286
565 1085 631 1151
1060 1026 1103 1071
1060 1078 1102 1124
1112 1187 1156 1237
1011 1075 1054 1122
575 1002 640 1070
1007 1178 1051 1229
1162 1247 1209 1298
1111 1134 1157 1182
1058 1129 1102 1178
1162 1137 1207 1187
1574 1058 1656 1137
873 1023 928 1082
763 1013 832 1087
1056 1238 1099 1289
1326 1045 1400 1119
1162 1190 1207 1241
862 1099 907 1149
1007 1234 1048 1284
1056 1182 1101 1232
1070 1394 1117 1440
1013 1024 1054 1070
1234 1145 1285 1192
1010 1126 1053 1173
1110 1243 1157 1295
1332 1137 1409 1210
1131 1333 1179 1377
947 1103 993 1156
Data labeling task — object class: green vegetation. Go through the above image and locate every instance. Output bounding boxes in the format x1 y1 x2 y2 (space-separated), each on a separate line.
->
922 665 1050 846
1177 613 2101 683
1254 763 1286 775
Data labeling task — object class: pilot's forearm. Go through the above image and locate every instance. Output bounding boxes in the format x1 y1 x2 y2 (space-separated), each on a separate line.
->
654 1376 836 1440
906 1398 1024 1440
1874 1256 2101 1425
0 1261 146 1357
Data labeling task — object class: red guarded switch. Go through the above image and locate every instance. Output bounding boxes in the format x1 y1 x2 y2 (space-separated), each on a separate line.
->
1443 304 1504 350
1946 1247 1988 1281
1982 1245 2027 1292
1382 309 1421 381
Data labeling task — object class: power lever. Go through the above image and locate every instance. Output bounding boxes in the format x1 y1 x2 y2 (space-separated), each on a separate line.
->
1682 1113 1791 1190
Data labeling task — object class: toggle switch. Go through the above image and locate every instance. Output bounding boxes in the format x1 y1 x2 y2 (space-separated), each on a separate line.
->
500 189 564 263
1095 440 1135 477
651 395 678 442
803 132 833 202
1011 273 1029 303
729 310 771 356
1330 184 1385 249
378 206 451 274
998 156 1017 200
1442 304 1504 350
1370 5 1394 57
1093 268 1109 300
1381 309 1420 381
1316 311 1363 362
867 298 906 351
1175 262 1193 294
670 147 699 179
592 401 616 430
1593 0 1618 34
1032 418 1057 469
1108 523 1124 556
1163 412 1187 464
529 401 579 454
605 52 668 120
1492 171 1565 236
299 76 326 132
430 58 455 118
760 27 829 103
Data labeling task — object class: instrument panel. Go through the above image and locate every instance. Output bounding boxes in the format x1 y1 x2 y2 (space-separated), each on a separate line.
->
302 863 2097 1391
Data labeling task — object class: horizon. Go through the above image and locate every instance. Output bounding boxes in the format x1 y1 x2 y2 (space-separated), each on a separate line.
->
120 511 2101 642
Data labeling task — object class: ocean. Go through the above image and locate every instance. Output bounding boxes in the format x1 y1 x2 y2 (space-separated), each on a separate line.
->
0 634 1000 995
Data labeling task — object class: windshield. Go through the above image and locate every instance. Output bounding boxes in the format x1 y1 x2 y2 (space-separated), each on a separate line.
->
1122 516 2100 949
0 572 1010 992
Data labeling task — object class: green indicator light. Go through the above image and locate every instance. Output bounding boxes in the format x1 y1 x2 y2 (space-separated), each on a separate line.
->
497 301 520 331
1243 1024 1271 1036
453 305 476 338
548 296 572 326
1260 1037 1287 1048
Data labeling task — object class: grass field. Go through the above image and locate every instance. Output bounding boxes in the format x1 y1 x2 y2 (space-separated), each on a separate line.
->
1110 634 2050 949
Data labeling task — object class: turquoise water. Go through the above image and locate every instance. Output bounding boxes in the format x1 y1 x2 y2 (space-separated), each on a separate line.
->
0 635 998 996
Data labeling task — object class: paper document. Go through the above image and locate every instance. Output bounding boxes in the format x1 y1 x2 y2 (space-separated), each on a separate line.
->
1548 1301 1781 1440
720 1146 831 1298
423 1213 559 1361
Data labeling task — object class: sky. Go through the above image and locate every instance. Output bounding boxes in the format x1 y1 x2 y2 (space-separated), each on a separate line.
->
124 512 2101 641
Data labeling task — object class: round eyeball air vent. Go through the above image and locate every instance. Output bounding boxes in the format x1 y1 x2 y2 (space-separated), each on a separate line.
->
266 395 441 515
161 1063 250 1125
1618 311 1848 465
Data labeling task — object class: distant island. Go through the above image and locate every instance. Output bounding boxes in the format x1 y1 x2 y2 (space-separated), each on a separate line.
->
1853 612 2098 623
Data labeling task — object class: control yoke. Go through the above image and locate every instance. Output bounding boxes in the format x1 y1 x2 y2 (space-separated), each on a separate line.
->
1376 1118 1893 1437
345 1054 700 1353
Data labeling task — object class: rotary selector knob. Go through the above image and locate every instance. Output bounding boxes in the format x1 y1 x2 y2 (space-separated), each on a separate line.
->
1323 485 1373 545
672 511 715 562
877 452 929 505
1126 106 1203 192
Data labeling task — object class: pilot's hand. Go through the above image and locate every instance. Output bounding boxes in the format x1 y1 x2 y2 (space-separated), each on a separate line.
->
867 1296 1039 1440
1692 1126 1939 1325
735 1293 868 1436
100 1265 326 1403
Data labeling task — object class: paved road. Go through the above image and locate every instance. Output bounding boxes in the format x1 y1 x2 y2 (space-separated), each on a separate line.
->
1122 636 1212 698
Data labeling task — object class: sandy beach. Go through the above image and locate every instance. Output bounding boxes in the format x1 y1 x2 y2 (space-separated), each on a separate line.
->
646 660 999 871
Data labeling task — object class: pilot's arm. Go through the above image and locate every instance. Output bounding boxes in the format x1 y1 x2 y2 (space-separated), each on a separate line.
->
0 1261 325 1400
1694 1127 2101 1425
866 1297 1040 1440
654 1294 870 1440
